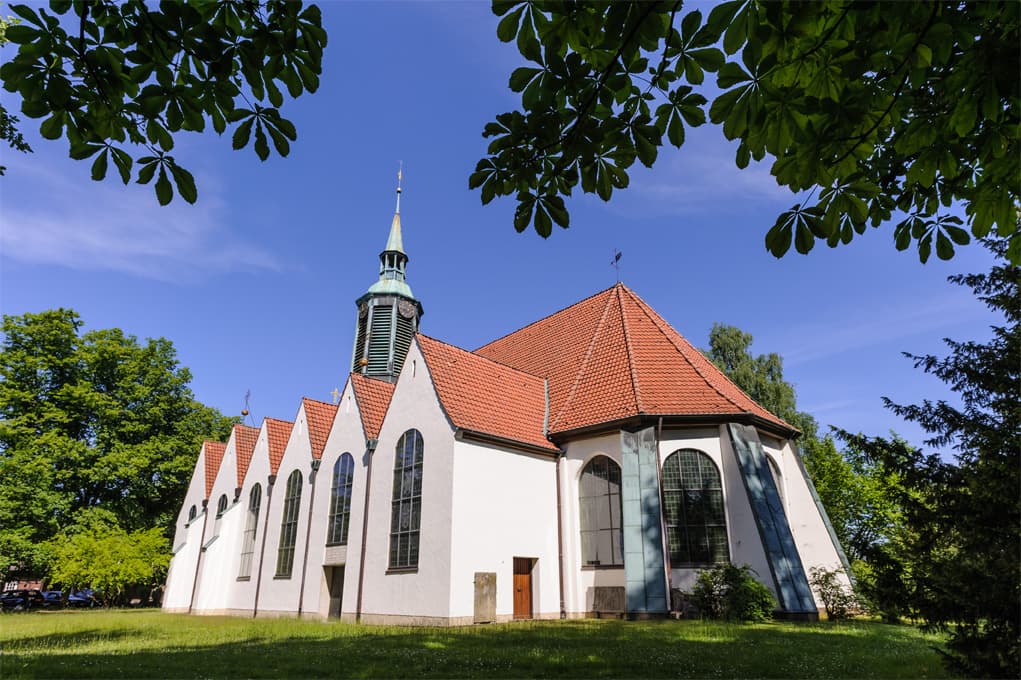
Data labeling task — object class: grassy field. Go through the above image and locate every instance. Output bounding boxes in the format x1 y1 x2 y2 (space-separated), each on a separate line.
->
0 609 952 679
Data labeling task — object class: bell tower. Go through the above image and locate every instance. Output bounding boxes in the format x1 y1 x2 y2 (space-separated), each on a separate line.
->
350 168 423 381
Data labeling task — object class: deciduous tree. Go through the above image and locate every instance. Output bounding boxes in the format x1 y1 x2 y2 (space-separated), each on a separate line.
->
473 1 1020 263
0 0 326 203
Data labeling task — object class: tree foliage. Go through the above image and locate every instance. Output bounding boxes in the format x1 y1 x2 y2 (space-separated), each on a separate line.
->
48 518 170 606
473 1 1020 263
0 309 235 574
837 240 1019 676
0 0 326 204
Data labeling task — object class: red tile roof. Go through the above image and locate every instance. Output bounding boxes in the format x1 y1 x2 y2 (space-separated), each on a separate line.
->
350 373 396 440
202 441 227 498
264 418 294 475
418 334 558 452
302 397 338 460
233 424 261 489
475 283 793 436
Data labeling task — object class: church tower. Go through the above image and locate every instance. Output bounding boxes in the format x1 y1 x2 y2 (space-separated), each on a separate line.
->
350 169 423 381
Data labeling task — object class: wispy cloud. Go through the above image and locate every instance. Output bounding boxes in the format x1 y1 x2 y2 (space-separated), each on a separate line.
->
1 158 281 282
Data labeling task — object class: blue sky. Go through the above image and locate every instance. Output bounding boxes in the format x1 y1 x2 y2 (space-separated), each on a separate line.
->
0 2 998 453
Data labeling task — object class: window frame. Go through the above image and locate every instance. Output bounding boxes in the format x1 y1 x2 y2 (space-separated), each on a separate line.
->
237 483 262 580
388 429 423 571
661 449 730 567
275 470 303 578
326 453 355 546
578 455 624 568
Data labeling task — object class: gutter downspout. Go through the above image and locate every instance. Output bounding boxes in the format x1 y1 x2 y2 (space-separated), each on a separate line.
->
555 452 567 619
655 416 673 610
187 499 210 614
355 438 378 622
252 474 277 617
297 459 321 617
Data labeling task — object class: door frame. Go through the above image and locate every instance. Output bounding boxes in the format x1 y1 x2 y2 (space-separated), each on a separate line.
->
513 557 535 620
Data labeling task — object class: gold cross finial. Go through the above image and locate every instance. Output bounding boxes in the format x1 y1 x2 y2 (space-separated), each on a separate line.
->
330 387 340 404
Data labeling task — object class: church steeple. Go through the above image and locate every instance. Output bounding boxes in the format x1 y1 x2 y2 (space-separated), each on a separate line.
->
350 168 423 381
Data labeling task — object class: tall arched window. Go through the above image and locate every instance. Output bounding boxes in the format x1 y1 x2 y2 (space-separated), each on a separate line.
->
766 456 785 508
238 484 261 579
275 470 303 578
662 449 729 566
389 429 423 570
579 455 623 566
327 453 355 545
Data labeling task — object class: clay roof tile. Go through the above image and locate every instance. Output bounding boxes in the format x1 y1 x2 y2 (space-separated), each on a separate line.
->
350 373 396 440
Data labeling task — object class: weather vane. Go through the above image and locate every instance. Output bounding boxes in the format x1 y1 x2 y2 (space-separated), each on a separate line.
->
241 389 253 425
612 249 622 282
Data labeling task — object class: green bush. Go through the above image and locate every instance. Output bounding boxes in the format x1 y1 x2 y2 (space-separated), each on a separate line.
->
808 566 858 620
691 564 775 622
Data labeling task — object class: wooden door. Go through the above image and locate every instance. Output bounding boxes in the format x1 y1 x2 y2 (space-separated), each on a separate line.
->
513 557 532 620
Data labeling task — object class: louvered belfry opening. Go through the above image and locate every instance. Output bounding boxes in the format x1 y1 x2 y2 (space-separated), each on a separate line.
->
352 296 420 381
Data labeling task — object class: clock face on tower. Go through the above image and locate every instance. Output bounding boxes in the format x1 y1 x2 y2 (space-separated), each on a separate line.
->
398 300 417 319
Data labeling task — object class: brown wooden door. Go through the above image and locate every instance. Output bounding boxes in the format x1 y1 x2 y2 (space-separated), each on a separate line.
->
513 557 532 620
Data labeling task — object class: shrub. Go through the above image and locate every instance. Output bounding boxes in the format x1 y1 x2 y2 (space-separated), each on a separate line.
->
808 566 858 620
691 564 775 622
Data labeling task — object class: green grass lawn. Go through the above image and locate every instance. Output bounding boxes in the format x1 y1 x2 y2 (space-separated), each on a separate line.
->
0 609 952 679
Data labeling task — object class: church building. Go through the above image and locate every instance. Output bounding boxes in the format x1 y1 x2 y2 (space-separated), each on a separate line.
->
163 181 849 624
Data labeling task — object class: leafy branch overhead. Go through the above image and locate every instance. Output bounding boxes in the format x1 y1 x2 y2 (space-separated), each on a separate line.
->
472 1 1020 264
1 0 326 205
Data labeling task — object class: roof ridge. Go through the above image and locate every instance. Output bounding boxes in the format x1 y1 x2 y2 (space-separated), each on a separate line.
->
301 396 337 408
264 416 294 425
615 284 643 415
421 333 546 384
551 285 619 432
620 286 749 414
474 284 620 352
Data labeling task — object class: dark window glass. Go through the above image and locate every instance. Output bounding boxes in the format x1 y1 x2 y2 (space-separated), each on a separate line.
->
662 449 729 566
275 470 303 578
238 484 261 579
388 429 423 569
188 505 196 522
326 453 355 545
216 494 228 518
579 455 624 566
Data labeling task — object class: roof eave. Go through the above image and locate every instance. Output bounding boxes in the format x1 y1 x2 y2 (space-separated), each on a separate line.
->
548 412 798 443
454 428 561 458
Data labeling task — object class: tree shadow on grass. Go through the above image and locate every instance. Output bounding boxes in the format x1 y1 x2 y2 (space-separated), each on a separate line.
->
1 619 952 680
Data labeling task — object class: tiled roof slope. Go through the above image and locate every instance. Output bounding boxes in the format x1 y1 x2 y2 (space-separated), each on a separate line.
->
350 373 396 440
264 418 294 475
202 441 226 498
302 397 338 460
418 334 558 452
475 283 793 436
233 424 261 488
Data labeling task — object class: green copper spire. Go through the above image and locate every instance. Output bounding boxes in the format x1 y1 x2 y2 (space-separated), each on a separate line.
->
351 166 424 381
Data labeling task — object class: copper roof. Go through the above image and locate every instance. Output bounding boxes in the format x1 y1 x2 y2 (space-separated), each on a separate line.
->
232 424 261 489
475 283 793 436
202 441 227 498
264 418 294 475
302 397 338 460
350 373 396 440
418 334 558 452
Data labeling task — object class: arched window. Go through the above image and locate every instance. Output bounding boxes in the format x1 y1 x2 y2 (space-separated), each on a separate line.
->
766 456 785 508
389 429 423 570
662 449 729 566
275 470 303 578
578 455 623 566
213 493 228 536
327 453 355 546
188 505 197 523
238 484 261 579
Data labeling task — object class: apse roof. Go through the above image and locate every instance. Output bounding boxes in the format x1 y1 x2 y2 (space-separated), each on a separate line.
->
475 283 794 437
418 334 558 452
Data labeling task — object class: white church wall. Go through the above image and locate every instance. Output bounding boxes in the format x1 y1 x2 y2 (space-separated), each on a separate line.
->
766 437 852 605
254 405 314 616
448 438 559 623
358 341 457 625
226 425 273 615
300 382 366 620
558 432 625 617
163 509 206 612
193 434 245 614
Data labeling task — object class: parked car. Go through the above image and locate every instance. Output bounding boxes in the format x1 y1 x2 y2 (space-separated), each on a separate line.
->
41 590 64 608
67 589 99 608
0 589 47 611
